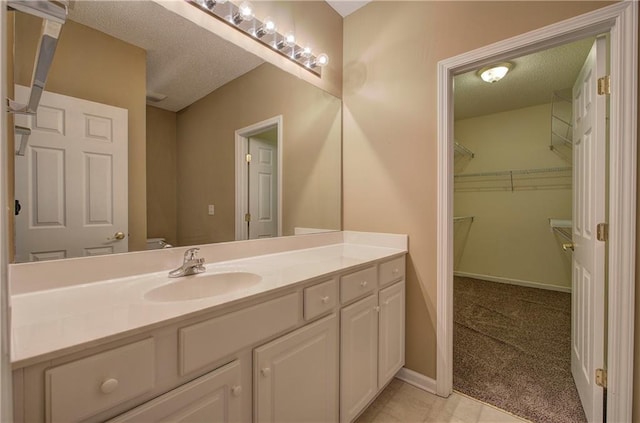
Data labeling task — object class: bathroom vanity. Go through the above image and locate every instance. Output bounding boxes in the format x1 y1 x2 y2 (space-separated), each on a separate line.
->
9 231 407 423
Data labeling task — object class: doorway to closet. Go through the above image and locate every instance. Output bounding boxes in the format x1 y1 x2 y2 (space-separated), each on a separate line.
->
451 35 606 423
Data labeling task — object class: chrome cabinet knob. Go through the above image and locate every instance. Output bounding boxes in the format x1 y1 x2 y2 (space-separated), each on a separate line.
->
321 296 330 304
231 385 242 397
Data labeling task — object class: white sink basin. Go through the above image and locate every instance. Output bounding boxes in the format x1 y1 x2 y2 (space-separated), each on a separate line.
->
144 272 262 302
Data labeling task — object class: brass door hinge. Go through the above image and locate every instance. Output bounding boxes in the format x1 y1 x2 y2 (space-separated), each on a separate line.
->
596 368 607 388
246 153 252 163
597 76 610 95
244 213 251 222
597 223 608 242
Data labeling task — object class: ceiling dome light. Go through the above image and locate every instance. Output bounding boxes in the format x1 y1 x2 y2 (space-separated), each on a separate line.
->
478 62 513 83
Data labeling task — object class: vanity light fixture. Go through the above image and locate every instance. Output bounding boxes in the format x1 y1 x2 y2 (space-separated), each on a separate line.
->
478 62 513 83
188 0 328 77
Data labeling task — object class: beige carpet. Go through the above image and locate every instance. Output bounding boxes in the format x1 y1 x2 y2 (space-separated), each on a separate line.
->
453 276 587 423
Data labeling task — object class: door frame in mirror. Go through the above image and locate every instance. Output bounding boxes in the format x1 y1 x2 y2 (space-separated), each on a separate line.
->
234 116 283 241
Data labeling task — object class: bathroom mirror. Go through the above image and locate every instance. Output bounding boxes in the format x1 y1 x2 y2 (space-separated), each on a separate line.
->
9 1 341 263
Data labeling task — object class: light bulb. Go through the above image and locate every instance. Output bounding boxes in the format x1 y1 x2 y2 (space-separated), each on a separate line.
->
255 17 277 38
232 1 254 24
284 32 296 47
263 17 276 35
302 46 313 58
238 1 254 20
316 53 329 66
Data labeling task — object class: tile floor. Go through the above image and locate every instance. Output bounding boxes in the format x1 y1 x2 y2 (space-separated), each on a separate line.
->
355 379 530 423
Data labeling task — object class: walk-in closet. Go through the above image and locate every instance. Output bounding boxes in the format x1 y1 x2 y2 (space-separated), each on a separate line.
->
452 35 605 423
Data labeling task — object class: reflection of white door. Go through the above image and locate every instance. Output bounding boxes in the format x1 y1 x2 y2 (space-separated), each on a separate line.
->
571 37 606 423
248 137 278 239
13 86 128 262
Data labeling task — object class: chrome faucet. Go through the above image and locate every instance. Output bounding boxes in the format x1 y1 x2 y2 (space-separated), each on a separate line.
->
169 248 205 278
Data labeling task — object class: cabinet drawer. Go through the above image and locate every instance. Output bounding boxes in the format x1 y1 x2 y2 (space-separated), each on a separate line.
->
180 293 300 375
304 278 337 320
379 256 405 288
340 266 377 304
45 338 155 423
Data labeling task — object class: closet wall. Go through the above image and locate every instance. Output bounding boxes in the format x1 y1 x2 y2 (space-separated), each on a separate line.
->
454 103 572 290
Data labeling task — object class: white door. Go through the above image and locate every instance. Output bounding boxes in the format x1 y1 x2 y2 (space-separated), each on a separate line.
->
254 314 338 423
13 86 128 262
571 37 606 423
248 136 278 239
340 295 378 423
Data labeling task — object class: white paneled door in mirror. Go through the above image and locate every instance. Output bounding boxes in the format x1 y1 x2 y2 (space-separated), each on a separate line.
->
248 136 278 239
14 85 128 263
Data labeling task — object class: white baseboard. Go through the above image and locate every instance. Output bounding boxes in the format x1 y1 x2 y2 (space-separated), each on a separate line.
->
453 271 571 293
395 368 437 394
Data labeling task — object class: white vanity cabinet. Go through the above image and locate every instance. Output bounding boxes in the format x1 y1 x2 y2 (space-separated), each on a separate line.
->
254 314 339 423
12 253 406 423
340 259 406 423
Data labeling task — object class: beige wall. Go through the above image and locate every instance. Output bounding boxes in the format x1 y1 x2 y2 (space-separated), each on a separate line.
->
343 0 614 379
176 63 341 246
13 16 147 252
454 104 572 289
146 106 177 247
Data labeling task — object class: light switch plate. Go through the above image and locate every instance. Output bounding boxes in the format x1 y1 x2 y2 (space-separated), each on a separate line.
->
208 205 215 215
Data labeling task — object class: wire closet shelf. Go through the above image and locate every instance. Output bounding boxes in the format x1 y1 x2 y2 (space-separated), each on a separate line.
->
454 166 572 192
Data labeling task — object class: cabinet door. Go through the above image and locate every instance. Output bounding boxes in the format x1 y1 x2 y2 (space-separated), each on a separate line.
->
254 314 338 423
108 361 243 423
378 280 405 388
340 295 378 423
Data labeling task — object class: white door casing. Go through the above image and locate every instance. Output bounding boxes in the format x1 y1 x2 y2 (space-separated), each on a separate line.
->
571 37 606 422
248 137 278 239
436 3 637 422
13 86 128 262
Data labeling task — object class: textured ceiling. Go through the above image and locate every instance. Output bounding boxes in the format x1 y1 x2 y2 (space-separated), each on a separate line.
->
454 37 595 120
325 0 371 17
68 0 264 112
